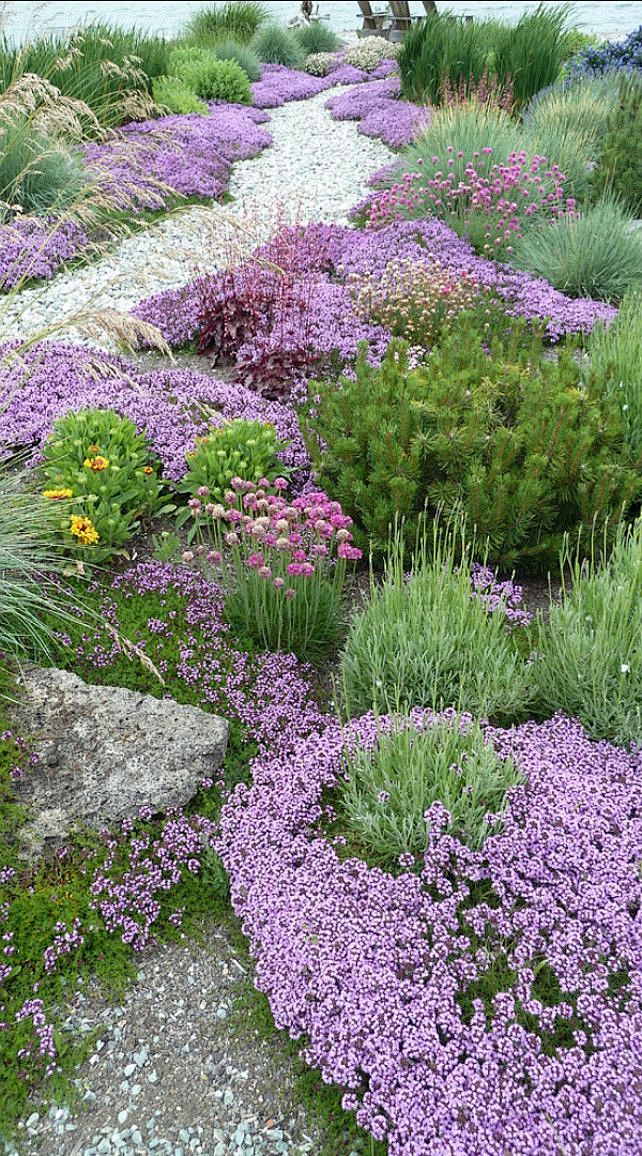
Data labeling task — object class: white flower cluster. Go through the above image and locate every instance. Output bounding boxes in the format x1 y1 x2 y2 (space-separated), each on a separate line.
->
344 36 401 71
303 52 340 77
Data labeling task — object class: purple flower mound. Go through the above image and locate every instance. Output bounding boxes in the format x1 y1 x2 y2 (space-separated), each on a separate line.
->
133 219 616 366
325 77 430 149
84 105 272 210
0 342 309 481
0 217 89 290
251 59 397 109
218 709 642 1155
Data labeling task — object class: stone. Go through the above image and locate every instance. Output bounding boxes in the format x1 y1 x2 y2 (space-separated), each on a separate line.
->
13 668 228 852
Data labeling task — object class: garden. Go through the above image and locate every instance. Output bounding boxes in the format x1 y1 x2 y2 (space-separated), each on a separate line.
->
1 2 642 1153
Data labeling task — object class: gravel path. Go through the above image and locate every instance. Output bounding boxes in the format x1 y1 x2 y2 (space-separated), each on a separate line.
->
2 87 391 346
7 922 362 1156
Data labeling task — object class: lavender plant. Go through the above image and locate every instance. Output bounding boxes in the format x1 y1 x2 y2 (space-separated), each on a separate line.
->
339 714 522 861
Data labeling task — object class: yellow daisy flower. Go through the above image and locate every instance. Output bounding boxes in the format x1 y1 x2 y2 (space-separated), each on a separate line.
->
69 515 100 546
43 488 73 500
83 455 110 471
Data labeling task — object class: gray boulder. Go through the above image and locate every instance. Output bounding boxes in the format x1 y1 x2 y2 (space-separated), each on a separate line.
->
12 668 228 853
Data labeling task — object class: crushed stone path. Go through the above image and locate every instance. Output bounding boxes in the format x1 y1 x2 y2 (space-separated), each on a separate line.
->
2 87 391 347
7 922 364 1156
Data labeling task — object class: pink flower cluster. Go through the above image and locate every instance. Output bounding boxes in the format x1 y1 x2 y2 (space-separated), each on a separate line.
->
366 149 577 258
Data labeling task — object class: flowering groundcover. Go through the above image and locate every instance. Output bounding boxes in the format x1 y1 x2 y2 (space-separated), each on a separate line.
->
218 709 642 1155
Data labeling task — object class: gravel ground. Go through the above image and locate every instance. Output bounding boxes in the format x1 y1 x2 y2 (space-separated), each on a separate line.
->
5 922 362 1156
1 87 391 347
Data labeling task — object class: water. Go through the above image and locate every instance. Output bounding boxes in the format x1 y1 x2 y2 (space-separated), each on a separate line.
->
2 0 642 42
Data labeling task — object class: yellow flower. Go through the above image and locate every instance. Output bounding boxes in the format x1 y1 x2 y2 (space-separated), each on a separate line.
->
143 466 154 475
87 444 101 453
83 455 110 471
69 514 100 546
43 488 73 500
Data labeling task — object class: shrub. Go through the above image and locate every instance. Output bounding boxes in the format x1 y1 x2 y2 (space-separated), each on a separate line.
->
176 418 286 520
252 25 305 69
0 116 89 217
211 39 262 82
303 323 639 571
168 46 251 103
399 7 569 108
570 24 642 79
533 520 642 746
340 521 532 722
41 408 166 564
587 291 642 458
560 29 602 63
303 52 339 77
186 2 268 47
592 73 642 215
512 197 642 303
344 37 400 72
0 471 70 665
293 22 341 57
338 714 522 862
188 480 361 659
152 75 209 116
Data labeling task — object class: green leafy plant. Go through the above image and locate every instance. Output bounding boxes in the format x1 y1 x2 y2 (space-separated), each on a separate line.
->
152 75 209 115
41 407 167 564
211 39 262 82
303 324 639 571
0 470 71 667
177 418 286 530
340 519 532 723
587 291 642 458
533 520 642 746
512 196 642 303
251 25 305 69
338 715 522 863
560 28 602 63
592 73 642 216
293 22 341 57
168 46 251 103
186 2 268 47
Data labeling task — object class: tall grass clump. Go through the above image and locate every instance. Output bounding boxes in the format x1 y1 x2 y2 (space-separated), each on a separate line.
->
0 471 70 667
512 197 642 303
399 5 570 109
398 13 494 105
338 715 523 864
0 23 166 129
186 2 268 47
533 521 642 746
523 75 620 155
492 5 571 110
252 25 305 69
293 22 341 57
211 39 261 82
340 521 532 724
587 292 642 457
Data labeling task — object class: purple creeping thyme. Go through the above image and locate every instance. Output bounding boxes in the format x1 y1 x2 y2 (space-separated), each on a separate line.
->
134 218 615 382
84 105 272 210
0 343 309 483
325 77 431 149
0 217 89 290
217 709 642 1155
250 59 396 109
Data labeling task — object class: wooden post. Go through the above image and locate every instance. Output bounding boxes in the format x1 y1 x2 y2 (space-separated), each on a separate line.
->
422 1 438 12
357 0 375 28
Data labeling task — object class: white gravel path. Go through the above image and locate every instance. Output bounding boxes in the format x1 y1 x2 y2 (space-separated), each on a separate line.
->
2 88 391 347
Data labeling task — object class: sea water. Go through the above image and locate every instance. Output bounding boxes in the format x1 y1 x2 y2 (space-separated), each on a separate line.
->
3 0 642 42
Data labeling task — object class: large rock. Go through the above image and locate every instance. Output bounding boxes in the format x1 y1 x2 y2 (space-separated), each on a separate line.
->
12 668 228 854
